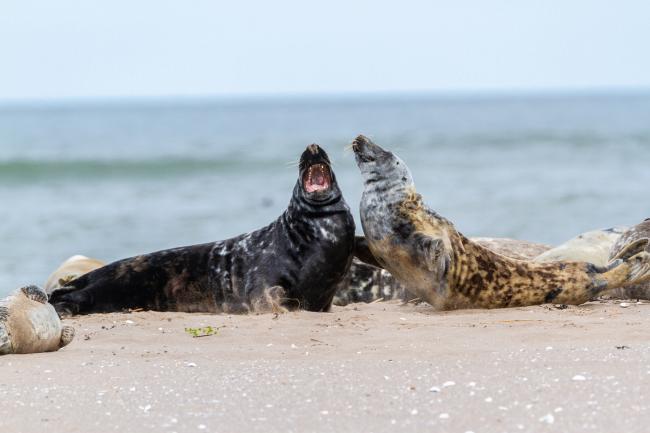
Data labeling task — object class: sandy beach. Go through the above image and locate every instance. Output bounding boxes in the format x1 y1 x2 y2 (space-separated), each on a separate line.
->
1 300 649 433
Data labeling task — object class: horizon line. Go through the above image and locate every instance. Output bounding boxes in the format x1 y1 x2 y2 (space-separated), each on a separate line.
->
2 85 650 108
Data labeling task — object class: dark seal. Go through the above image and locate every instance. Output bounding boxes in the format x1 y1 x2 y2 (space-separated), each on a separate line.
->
49 144 356 316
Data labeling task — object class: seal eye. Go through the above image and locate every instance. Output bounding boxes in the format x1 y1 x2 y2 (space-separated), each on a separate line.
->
303 163 332 193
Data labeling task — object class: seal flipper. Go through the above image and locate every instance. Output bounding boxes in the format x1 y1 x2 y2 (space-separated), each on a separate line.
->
21 285 48 304
413 233 451 275
611 238 650 261
59 325 75 348
591 238 650 294
353 236 383 268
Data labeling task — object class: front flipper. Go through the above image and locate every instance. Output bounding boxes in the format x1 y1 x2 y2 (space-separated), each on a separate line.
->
353 236 383 268
21 285 48 304
413 232 451 275
59 325 75 348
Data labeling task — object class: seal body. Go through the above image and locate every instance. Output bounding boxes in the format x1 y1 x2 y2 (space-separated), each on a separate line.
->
0 286 74 355
335 237 550 305
44 255 105 294
50 145 356 315
351 135 650 310
333 259 412 305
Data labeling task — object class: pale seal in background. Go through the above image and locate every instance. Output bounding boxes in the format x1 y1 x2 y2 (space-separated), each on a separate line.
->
351 134 650 310
533 227 627 267
0 285 74 355
44 255 105 294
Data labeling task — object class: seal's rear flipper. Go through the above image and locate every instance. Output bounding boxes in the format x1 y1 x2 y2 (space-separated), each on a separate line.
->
611 238 650 261
597 238 650 291
354 236 383 268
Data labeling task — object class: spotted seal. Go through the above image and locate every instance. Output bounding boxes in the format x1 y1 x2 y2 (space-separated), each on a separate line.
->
44 255 105 295
351 135 650 309
49 144 356 316
0 285 74 355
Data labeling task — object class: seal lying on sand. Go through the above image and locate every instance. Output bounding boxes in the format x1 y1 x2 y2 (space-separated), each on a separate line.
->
0 286 74 355
50 144 356 316
44 255 105 295
334 238 550 305
351 135 650 310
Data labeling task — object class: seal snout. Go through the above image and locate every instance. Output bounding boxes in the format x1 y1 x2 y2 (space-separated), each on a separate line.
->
351 134 371 154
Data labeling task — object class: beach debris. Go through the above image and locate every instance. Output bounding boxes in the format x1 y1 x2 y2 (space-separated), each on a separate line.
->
619 302 631 308
572 374 587 381
439 413 449 419
184 326 221 338
616 345 630 350
429 386 441 393
442 381 456 388
124 320 135 324
553 304 569 310
185 362 197 367
539 413 555 424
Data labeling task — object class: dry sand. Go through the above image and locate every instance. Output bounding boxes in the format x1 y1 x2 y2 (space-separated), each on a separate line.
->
1 300 649 433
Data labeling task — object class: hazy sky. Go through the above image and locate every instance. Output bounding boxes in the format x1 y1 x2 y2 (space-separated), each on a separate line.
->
2 0 650 100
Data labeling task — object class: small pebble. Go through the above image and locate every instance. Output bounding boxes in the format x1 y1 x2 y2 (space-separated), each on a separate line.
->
539 413 555 424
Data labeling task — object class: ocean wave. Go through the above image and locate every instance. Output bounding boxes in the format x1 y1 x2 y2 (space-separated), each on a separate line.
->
0 157 275 182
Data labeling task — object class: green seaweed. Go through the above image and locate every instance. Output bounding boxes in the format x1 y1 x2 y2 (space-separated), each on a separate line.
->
184 326 220 338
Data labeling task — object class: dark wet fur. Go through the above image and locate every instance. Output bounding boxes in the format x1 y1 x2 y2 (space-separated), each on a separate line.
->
49 145 356 316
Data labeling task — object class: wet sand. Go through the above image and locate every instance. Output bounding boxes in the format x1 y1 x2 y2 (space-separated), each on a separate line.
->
1 300 649 433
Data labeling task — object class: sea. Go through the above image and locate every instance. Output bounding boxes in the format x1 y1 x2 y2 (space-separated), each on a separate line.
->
1 92 649 296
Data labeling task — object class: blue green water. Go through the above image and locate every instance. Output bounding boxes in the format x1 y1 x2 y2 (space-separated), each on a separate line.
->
1 93 649 296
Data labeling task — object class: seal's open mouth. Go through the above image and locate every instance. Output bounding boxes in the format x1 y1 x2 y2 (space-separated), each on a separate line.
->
303 163 332 193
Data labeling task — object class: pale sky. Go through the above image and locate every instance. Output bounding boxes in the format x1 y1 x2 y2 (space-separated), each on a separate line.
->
2 0 650 100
